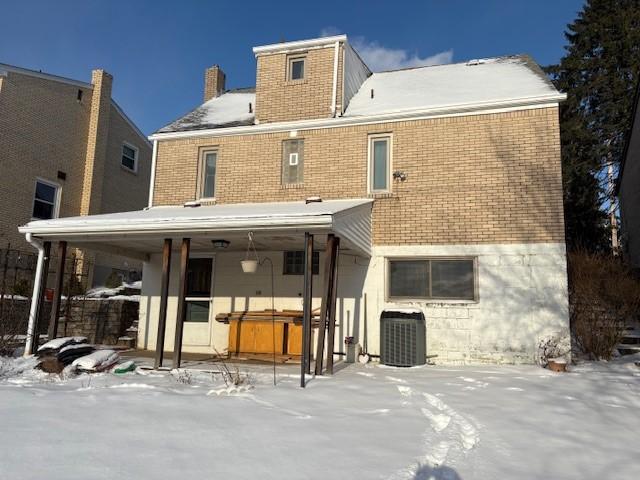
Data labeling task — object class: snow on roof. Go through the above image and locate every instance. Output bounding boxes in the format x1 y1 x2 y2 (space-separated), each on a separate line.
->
20 199 373 232
344 55 560 118
157 89 255 133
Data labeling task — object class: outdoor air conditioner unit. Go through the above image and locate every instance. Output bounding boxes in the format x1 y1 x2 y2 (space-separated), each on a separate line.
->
380 309 426 367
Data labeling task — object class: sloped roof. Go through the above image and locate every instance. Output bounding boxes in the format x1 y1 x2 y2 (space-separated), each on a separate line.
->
154 55 562 136
344 55 559 118
156 88 255 133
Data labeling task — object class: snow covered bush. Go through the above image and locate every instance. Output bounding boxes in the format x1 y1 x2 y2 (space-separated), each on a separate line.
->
537 331 571 367
568 251 640 360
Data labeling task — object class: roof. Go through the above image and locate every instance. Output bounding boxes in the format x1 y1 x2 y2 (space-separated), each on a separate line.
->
19 198 373 257
153 52 564 137
344 55 560 118
156 89 255 133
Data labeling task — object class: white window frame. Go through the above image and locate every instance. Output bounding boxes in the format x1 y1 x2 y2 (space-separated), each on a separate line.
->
287 55 306 81
367 133 393 194
199 149 218 200
121 142 139 173
184 254 216 323
31 178 61 220
385 256 479 303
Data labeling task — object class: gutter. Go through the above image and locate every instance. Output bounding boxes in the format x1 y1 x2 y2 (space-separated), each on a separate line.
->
147 140 158 208
148 94 566 142
24 233 45 356
330 40 340 117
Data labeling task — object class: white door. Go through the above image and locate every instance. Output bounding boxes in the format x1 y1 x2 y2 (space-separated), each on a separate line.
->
183 256 215 347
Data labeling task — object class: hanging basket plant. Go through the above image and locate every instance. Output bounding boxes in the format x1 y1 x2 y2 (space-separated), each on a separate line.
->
241 232 259 273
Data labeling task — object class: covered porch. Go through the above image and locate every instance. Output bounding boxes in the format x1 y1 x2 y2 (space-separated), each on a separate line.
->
19 199 373 386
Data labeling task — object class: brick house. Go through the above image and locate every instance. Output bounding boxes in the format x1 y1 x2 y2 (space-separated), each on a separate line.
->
19 35 569 369
0 63 152 285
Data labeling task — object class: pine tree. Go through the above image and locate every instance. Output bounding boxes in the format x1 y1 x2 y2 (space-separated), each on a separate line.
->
546 0 640 251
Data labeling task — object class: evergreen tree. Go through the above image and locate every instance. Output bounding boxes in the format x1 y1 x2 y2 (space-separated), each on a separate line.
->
546 0 640 251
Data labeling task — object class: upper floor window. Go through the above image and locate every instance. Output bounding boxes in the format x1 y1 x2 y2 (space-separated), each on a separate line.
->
121 143 138 172
287 55 306 81
387 258 476 301
200 150 217 199
32 179 60 220
368 134 392 193
282 139 304 185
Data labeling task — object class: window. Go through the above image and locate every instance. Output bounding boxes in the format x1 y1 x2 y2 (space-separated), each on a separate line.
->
185 257 213 322
121 143 138 172
287 55 305 81
32 179 60 220
200 150 217 199
387 258 476 301
369 135 391 193
283 251 320 275
282 140 304 185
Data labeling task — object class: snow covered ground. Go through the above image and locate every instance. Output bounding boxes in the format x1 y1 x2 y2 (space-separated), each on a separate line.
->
1 356 638 480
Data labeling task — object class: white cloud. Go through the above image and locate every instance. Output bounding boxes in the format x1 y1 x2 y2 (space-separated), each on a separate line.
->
319 28 453 72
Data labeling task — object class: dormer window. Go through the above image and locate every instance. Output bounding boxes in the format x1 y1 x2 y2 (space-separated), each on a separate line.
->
287 55 305 81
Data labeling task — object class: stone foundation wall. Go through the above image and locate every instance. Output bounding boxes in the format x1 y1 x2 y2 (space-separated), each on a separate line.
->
0 297 138 345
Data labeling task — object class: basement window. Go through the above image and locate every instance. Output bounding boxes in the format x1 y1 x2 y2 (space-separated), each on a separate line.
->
121 143 138 172
282 139 304 185
283 251 320 275
387 258 477 301
287 55 306 81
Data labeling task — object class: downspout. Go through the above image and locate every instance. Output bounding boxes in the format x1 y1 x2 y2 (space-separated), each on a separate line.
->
330 41 340 117
147 139 158 208
24 233 45 356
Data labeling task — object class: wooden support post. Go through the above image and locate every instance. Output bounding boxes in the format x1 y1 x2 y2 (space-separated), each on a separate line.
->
315 234 337 375
301 232 313 387
47 241 67 340
326 237 340 374
154 239 172 369
32 241 51 352
173 238 190 369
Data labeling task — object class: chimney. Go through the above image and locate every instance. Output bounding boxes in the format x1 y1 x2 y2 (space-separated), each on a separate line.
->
204 65 226 101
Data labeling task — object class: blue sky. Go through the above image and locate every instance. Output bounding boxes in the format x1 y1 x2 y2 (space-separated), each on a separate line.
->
0 0 585 135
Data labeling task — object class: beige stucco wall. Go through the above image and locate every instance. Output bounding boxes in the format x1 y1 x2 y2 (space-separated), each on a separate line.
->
153 106 565 246
138 242 570 364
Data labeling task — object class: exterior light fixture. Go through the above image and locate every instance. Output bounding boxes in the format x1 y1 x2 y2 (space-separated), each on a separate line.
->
211 239 230 249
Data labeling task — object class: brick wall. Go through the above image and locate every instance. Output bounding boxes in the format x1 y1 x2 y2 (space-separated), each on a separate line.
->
152 107 565 245
0 71 92 250
255 46 338 123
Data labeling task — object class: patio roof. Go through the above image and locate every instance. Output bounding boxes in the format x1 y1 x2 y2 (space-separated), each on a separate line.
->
18 199 374 259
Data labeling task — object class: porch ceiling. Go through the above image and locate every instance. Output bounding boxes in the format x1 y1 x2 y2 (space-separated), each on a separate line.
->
18 199 373 260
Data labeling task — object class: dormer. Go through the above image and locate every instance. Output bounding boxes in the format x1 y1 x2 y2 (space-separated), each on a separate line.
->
253 35 371 124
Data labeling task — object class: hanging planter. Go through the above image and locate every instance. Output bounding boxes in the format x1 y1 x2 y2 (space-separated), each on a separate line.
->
241 259 258 273
241 232 259 274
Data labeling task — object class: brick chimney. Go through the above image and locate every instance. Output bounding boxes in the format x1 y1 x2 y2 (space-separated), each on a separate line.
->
204 65 226 102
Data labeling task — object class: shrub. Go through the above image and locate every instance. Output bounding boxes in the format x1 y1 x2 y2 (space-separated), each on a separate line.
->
568 250 640 360
104 271 123 289
11 279 31 297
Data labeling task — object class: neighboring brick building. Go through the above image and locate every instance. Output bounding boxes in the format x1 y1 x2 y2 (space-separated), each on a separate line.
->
20 35 570 365
0 63 152 285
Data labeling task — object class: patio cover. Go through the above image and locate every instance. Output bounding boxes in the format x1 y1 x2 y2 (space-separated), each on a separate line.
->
18 198 374 258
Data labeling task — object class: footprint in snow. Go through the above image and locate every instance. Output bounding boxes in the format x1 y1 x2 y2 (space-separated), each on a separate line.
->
421 407 451 432
386 376 408 384
397 385 413 397
506 387 524 391
356 371 375 378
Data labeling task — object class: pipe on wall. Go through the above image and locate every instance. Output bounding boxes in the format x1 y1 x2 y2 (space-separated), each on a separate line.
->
330 40 340 117
24 233 45 356
147 139 158 208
